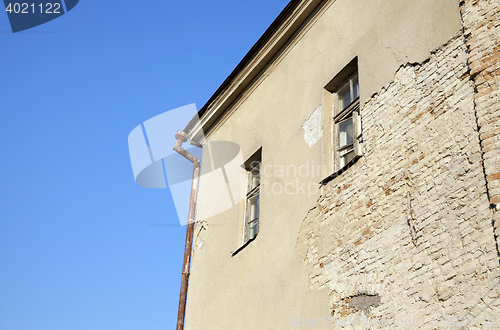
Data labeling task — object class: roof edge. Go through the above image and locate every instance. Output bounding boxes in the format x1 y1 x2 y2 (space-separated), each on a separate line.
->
185 0 324 145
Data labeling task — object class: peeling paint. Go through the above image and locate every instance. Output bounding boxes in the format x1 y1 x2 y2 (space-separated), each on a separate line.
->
303 105 323 147
298 31 500 322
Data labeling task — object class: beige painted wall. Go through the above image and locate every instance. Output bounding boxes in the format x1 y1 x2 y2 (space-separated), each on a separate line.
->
184 0 462 329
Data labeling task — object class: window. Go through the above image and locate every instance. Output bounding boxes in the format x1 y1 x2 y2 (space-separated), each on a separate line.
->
321 58 363 184
334 72 361 168
244 160 260 243
232 149 262 256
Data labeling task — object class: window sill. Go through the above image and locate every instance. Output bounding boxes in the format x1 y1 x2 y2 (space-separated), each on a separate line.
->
319 155 362 187
231 235 257 257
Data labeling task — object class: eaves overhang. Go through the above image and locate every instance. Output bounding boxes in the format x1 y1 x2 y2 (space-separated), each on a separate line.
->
184 0 324 146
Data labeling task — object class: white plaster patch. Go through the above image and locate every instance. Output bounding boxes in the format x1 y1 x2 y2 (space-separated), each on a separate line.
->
303 105 323 147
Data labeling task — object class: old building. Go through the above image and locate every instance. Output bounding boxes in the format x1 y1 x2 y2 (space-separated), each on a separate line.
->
181 0 500 328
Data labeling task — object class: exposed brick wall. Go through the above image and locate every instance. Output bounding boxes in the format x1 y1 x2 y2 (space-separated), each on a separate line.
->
461 0 500 208
298 31 500 326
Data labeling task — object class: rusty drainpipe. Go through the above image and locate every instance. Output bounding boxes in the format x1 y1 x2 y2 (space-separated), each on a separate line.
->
173 130 200 330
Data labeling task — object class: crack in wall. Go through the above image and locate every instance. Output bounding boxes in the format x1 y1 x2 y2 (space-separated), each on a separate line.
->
459 0 500 262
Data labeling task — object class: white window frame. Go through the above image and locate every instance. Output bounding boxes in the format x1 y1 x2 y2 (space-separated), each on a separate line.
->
333 72 362 171
243 160 260 244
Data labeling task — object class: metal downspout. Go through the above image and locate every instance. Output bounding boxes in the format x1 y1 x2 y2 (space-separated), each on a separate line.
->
173 130 200 330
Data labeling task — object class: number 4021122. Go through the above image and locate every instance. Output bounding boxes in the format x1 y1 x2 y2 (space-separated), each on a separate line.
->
5 3 62 14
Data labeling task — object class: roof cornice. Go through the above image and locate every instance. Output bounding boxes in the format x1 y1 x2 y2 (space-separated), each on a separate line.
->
185 0 325 145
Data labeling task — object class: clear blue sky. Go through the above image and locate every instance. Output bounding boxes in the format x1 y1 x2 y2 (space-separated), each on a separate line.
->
0 1 289 329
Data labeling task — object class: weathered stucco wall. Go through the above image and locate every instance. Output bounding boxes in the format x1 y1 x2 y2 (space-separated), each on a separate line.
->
184 0 464 329
297 1 500 327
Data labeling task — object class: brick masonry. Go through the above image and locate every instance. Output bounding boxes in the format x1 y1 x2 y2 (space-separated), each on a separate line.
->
461 0 500 209
297 3 500 327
